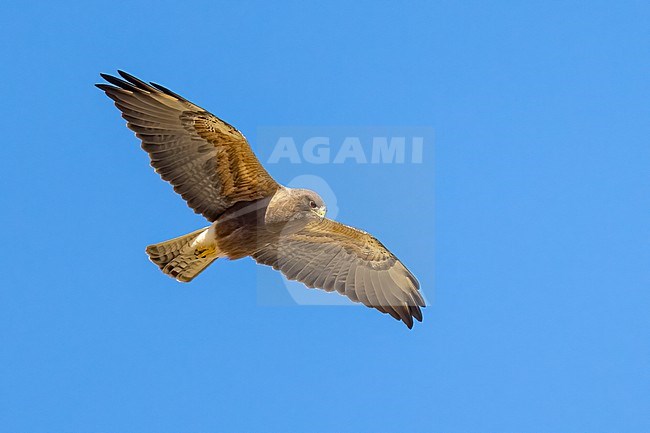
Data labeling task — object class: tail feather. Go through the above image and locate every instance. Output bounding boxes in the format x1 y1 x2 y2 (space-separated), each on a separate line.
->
146 226 219 282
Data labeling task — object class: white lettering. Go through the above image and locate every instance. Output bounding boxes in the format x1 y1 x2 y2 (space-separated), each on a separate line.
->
268 137 301 163
371 137 405 163
333 137 367 164
411 137 423 163
303 137 330 164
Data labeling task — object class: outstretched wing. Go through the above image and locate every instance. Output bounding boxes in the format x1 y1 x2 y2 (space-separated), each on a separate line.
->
96 71 279 222
252 219 425 328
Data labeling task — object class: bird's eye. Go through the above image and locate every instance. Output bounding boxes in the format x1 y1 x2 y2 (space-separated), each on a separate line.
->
309 200 318 209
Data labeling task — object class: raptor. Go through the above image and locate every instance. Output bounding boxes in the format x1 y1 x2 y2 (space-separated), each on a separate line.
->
97 71 425 328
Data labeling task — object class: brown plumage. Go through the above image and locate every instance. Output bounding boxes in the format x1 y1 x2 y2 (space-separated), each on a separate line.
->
97 71 425 328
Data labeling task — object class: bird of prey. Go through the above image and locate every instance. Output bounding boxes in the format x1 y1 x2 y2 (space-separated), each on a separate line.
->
96 71 425 328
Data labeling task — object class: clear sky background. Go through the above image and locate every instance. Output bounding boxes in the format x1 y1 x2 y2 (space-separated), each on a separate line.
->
1 1 649 432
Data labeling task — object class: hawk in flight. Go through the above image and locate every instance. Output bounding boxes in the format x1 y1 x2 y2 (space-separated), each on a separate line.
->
96 71 425 328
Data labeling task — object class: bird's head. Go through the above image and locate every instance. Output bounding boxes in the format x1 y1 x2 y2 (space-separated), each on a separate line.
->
267 187 328 224
294 188 327 219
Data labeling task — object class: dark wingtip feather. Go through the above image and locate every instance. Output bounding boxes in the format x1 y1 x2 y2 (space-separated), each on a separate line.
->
99 71 186 102
99 72 136 91
395 306 414 329
150 81 189 102
99 72 115 82
411 305 423 322
117 70 157 92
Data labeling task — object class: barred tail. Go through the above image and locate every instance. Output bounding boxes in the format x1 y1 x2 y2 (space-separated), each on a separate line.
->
145 226 219 282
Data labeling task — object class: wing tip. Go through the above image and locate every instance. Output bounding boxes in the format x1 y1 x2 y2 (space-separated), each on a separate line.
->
97 70 190 104
97 70 154 93
117 70 158 92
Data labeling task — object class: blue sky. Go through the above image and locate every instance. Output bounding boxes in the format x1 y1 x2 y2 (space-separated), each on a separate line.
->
1 1 649 432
